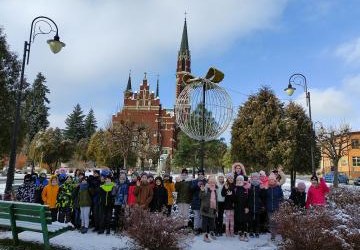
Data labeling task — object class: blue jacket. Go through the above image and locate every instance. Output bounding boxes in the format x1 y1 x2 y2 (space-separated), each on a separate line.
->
266 186 283 213
113 182 129 206
35 178 48 187
191 179 206 210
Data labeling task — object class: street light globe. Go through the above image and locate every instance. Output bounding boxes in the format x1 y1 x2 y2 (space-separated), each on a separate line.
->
47 35 65 54
284 83 296 96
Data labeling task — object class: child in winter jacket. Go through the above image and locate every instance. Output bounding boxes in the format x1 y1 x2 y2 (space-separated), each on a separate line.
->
42 175 59 221
191 169 207 235
215 173 225 236
289 181 306 208
113 172 128 232
221 173 235 237
34 173 48 204
199 176 218 243
175 168 192 228
234 175 250 241
248 172 266 238
16 174 36 203
56 176 75 224
98 174 115 235
163 174 175 216
127 172 139 208
305 175 329 209
134 173 153 209
266 173 284 240
78 177 92 233
150 176 168 212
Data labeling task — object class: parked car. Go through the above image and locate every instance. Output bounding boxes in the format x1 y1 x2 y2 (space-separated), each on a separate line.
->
324 172 349 184
353 177 360 186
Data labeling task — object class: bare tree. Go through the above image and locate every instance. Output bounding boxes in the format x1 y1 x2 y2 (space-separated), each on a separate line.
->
316 123 351 187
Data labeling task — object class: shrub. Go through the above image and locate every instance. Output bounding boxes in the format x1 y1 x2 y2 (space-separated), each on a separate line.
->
124 206 191 250
274 186 360 250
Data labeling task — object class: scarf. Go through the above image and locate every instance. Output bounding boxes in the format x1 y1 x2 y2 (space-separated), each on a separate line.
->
209 185 216 209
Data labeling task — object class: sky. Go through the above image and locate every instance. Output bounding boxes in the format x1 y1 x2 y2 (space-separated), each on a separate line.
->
1 0 359 143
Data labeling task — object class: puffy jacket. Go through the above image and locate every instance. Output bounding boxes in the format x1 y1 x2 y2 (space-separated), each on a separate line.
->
16 183 36 203
190 179 206 210
134 182 153 208
305 178 329 209
221 183 235 210
113 182 128 206
150 185 168 212
163 181 175 205
289 188 306 208
41 177 59 209
78 182 92 207
99 182 115 207
266 185 283 213
127 182 137 206
199 187 217 218
56 181 76 209
234 186 249 223
247 184 266 215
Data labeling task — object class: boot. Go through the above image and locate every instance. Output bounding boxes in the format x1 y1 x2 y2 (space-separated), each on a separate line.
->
239 232 245 241
203 233 211 243
243 232 249 242
210 231 217 240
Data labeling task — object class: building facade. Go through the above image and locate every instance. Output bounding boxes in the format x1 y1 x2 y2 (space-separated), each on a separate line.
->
320 131 360 178
111 19 191 162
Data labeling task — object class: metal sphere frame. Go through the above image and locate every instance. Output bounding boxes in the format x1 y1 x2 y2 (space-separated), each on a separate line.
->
175 79 233 141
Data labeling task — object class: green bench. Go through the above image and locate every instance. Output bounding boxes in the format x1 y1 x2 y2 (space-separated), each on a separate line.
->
0 200 71 249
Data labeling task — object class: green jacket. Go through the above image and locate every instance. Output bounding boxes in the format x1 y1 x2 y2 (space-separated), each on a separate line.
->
199 188 217 218
78 183 92 207
175 180 192 204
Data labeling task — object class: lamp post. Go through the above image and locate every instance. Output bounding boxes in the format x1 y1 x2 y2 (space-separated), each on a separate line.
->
284 73 316 174
4 16 65 198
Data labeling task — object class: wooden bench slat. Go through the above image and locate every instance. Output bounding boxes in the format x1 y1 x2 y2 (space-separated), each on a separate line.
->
0 219 70 232
13 203 44 211
0 213 11 219
14 208 45 216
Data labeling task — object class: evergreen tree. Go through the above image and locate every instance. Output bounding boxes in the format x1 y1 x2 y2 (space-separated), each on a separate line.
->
231 86 284 171
0 27 21 158
84 108 97 138
25 72 50 143
64 104 85 142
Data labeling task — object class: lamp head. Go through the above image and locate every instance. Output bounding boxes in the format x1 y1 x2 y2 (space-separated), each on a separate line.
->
284 83 296 96
47 35 65 54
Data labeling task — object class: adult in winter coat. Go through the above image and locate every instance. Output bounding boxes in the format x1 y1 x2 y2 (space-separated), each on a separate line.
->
215 173 225 236
42 175 60 221
247 172 266 237
266 173 284 240
16 174 36 203
234 175 250 241
134 173 153 209
289 182 306 208
232 162 248 181
163 174 175 216
113 172 128 232
199 176 218 243
305 175 329 209
175 168 192 228
191 169 207 234
150 176 168 212
221 173 235 237
98 174 115 235
88 170 102 231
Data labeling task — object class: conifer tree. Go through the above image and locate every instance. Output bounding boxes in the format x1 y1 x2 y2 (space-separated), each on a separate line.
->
64 104 85 142
84 108 97 138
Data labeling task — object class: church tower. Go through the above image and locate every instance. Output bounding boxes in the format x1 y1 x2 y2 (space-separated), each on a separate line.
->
176 18 191 99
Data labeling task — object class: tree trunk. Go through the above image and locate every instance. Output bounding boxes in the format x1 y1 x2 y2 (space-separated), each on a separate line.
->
290 167 296 189
123 157 127 170
141 158 145 172
333 159 339 188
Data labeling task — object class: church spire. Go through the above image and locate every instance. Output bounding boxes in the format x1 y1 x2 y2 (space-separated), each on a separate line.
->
126 70 132 92
180 17 189 55
156 74 159 98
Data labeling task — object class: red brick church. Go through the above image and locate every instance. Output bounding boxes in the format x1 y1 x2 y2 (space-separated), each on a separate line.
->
112 18 191 161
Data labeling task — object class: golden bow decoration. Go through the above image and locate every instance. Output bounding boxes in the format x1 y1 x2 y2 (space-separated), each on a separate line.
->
181 67 224 85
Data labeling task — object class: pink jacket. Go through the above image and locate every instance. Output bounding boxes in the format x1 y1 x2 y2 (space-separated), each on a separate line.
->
305 178 330 209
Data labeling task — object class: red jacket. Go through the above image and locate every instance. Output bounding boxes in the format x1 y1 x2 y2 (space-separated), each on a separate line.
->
305 178 329 209
127 182 137 206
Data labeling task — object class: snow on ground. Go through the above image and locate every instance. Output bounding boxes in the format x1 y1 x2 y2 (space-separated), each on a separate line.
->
0 229 278 250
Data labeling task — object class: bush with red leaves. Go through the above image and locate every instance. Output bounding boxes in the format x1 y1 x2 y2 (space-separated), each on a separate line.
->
124 206 191 250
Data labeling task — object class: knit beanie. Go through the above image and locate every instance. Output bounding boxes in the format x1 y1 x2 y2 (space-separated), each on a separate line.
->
297 181 306 190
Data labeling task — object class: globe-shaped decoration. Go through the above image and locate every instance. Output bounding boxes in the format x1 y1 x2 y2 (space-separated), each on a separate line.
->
175 78 233 141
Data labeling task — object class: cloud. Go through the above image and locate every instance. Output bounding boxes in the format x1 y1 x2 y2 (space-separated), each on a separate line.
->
0 0 288 129
335 37 360 65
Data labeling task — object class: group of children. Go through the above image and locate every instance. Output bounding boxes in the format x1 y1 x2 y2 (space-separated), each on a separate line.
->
13 163 330 242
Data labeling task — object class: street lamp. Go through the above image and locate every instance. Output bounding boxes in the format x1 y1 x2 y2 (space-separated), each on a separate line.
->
284 73 315 174
4 16 65 198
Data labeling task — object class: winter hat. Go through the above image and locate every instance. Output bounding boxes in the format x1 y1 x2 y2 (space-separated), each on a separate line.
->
24 174 32 182
155 176 163 184
236 175 244 182
140 172 148 178
101 169 111 178
297 182 306 190
226 172 234 179
310 174 318 182
148 174 154 179
217 173 225 178
181 168 188 174
250 172 261 186
268 173 277 181
251 172 260 180
259 170 266 177
163 173 170 178
197 169 205 175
